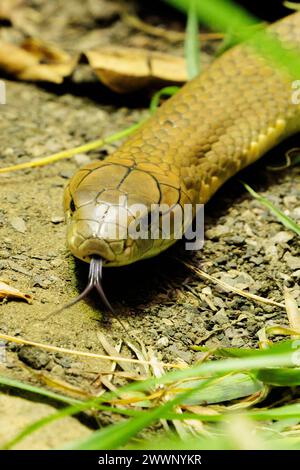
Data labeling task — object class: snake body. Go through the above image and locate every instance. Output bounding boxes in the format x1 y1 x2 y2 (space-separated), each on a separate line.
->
64 12 300 267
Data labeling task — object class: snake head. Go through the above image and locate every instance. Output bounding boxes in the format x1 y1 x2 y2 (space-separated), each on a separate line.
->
64 160 193 267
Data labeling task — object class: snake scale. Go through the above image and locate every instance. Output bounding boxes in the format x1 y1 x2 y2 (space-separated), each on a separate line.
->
64 11 300 270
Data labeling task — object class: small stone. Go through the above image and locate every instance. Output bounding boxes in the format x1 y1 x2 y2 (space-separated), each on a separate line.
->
231 337 245 347
54 354 72 368
0 250 10 259
74 153 91 166
205 225 230 240
10 216 26 233
223 236 245 245
60 169 74 179
6 194 18 204
292 207 300 219
285 254 300 270
213 308 228 325
156 336 169 348
51 216 64 224
32 275 51 288
18 346 50 369
224 327 235 339
271 231 294 244
249 256 264 266
8 262 32 276
167 344 192 363
51 364 65 376
50 259 63 267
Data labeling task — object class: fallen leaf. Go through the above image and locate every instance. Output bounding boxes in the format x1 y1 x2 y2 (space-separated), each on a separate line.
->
0 38 188 91
97 331 135 372
85 46 188 92
0 41 38 74
0 38 78 83
0 280 32 303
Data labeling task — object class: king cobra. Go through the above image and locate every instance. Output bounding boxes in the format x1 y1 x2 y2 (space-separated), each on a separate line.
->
63 12 300 308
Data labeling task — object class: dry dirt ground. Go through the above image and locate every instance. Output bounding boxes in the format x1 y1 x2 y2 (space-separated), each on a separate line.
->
0 0 299 449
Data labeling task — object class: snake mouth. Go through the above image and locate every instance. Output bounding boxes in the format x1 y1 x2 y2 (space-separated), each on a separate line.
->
77 238 116 263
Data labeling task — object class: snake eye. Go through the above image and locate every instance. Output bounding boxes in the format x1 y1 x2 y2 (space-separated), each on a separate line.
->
70 199 76 213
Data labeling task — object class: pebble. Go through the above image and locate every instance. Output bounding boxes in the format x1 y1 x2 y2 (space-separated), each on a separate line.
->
51 216 64 224
292 207 300 219
32 275 51 288
213 308 228 325
167 344 192 363
9 216 27 233
223 236 245 245
249 255 264 266
271 231 294 244
224 327 235 339
6 194 19 204
285 254 300 270
51 364 65 376
231 337 245 347
18 346 50 369
8 262 32 276
156 336 169 348
0 250 10 259
205 225 230 240
60 169 74 179
50 259 63 267
54 355 72 368
74 153 91 166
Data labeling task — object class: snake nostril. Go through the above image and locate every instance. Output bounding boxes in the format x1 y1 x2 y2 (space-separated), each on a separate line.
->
70 199 76 213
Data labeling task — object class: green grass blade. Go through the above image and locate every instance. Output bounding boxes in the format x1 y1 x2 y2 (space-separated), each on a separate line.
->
164 0 300 79
164 0 256 32
149 86 180 113
66 376 217 450
184 0 200 79
0 375 80 406
180 373 263 405
256 368 300 386
284 1 300 11
242 182 300 236
3 340 300 449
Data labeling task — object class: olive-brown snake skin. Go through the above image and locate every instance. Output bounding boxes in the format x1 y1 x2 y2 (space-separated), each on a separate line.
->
64 12 300 268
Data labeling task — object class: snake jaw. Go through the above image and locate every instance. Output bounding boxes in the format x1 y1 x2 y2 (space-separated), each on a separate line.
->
66 217 117 263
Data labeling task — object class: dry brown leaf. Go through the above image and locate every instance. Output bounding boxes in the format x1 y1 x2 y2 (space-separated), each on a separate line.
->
0 37 187 91
97 332 136 373
0 41 38 74
0 280 32 303
0 38 77 83
85 46 188 93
